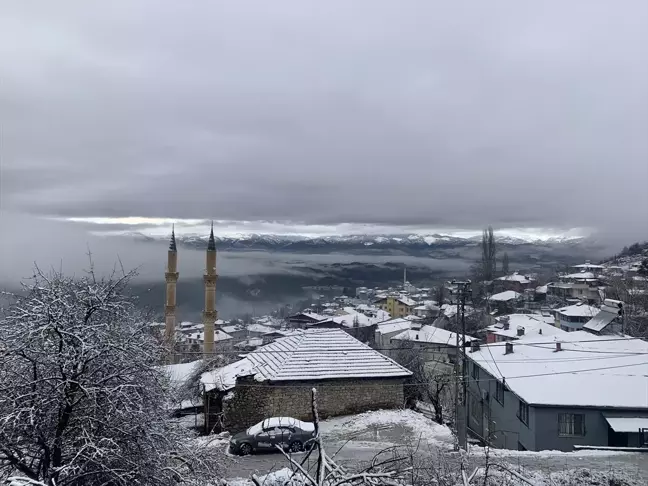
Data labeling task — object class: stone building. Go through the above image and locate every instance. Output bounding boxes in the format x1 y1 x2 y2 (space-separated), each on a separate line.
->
200 329 412 432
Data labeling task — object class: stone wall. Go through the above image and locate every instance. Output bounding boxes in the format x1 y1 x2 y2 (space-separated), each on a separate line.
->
206 376 406 432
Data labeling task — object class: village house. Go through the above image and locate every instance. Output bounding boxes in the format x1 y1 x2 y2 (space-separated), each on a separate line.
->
374 317 420 351
413 300 440 319
547 262 606 303
553 303 600 332
183 329 234 350
302 307 391 344
582 299 624 335
488 291 524 315
374 295 417 318
388 324 476 369
287 311 327 328
200 329 412 432
484 314 564 344
465 333 648 451
495 272 536 293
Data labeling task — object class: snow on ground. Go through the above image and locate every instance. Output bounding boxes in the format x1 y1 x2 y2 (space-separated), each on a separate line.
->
320 409 454 447
190 431 231 450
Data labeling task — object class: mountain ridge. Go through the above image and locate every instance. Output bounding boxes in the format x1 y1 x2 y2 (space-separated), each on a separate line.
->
119 231 592 255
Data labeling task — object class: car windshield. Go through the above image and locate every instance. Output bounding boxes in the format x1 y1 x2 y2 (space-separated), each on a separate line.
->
246 422 264 436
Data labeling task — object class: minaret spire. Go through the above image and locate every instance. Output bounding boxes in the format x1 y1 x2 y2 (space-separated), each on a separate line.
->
164 225 179 359
203 221 218 357
169 223 177 251
208 220 216 251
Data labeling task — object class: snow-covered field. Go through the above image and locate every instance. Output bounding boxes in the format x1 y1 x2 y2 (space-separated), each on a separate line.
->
198 409 648 485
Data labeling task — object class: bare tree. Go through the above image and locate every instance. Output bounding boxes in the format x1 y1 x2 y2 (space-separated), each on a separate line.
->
479 226 497 282
392 343 455 425
0 265 223 486
501 253 509 275
432 285 446 306
604 276 648 338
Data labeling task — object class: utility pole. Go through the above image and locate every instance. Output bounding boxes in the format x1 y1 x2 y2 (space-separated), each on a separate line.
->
452 279 471 450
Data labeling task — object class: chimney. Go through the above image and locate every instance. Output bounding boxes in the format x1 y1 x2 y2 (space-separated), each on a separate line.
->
501 316 510 330
505 342 513 355
555 342 562 352
415 334 419 340
516 326 525 337
470 341 480 353
539 328 543 335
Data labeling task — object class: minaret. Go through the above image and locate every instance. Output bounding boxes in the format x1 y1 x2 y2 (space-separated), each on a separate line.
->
202 222 218 357
164 225 179 346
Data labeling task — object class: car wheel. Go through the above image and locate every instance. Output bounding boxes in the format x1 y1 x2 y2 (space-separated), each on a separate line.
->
239 443 252 456
289 441 303 453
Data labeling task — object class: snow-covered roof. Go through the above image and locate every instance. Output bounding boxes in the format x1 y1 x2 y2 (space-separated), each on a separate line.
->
489 290 523 302
234 337 264 348
604 416 648 433
535 285 548 294
375 318 415 335
158 360 201 385
391 325 475 346
563 272 596 280
375 295 417 306
556 303 600 318
440 304 475 318
222 325 242 334
497 273 533 284
246 323 276 334
396 296 417 307
573 263 605 269
317 307 390 328
469 333 648 408
291 312 327 322
583 300 622 333
487 314 564 340
187 330 233 342
201 329 412 392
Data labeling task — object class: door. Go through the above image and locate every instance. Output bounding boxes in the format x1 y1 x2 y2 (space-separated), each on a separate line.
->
255 430 274 450
276 426 293 449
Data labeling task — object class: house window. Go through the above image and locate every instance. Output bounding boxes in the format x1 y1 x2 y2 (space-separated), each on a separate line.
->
495 381 505 405
471 362 480 380
518 400 529 425
558 413 585 436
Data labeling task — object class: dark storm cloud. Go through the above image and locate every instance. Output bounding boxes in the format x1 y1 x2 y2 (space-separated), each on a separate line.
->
1 1 647 235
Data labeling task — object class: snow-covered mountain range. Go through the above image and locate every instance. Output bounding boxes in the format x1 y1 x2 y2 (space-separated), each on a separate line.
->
122 231 589 254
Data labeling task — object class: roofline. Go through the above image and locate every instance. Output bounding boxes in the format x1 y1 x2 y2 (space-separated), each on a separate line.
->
528 403 648 411
267 373 413 383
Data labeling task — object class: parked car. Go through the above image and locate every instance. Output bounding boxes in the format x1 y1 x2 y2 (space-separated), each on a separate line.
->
229 417 316 455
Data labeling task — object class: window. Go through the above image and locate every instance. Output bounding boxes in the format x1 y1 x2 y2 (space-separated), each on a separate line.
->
495 381 505 405
518 400 529 425
472 362 480 380
558 413 585 436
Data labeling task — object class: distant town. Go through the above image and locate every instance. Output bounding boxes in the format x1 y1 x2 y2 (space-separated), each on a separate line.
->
158 225 648 457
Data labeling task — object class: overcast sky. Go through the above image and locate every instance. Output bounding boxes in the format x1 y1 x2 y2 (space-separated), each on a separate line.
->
1 1 647 238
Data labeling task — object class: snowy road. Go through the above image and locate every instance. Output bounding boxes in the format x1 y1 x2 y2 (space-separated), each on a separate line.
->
220 410 648 482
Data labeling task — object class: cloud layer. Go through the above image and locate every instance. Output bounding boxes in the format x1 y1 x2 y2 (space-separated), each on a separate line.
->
1 1 647 237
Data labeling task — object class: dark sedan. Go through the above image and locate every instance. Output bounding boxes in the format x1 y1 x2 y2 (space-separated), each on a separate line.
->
229 417 316 456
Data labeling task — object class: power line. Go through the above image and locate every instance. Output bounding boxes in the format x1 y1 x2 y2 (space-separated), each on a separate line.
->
172 345 648 358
